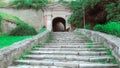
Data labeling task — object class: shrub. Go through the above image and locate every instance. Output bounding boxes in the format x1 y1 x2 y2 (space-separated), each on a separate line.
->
9 24 37 36
94 22 120 37
94 24 104 32
85 24 91 29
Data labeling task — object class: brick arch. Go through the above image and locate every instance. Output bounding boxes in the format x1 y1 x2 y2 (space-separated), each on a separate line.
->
52 17 66 32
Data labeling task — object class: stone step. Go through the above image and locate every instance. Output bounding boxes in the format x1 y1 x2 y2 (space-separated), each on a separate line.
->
24 55 114 62
43 45 104 48
33 48 107 51
8 65 63 68
50 39 86 41
14 60 118 68
51 38 85 40
51 32 80 35
42 42 102 45
50 40 90 43
51 36 85 38
30 51 107 56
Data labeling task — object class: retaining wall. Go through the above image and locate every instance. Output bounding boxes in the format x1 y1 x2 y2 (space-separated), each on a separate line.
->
1 19 17 34
75 29 120 67
0 30 50 68
0 8 44 31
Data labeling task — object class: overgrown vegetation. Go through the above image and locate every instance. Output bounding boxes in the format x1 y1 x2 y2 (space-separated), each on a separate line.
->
105 0 120 22
0 2 9 7
0 16 2 32
0 35 30 48
38 26 46 34
12 0 48 10
0 12 37 36
68 0 100 28
0 12 23 24
94 22 120 37
9 24 37 36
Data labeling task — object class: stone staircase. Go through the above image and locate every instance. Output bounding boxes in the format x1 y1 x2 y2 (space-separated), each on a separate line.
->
8 32 118 68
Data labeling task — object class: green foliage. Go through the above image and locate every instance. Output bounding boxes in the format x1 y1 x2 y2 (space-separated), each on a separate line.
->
87 45 92 48
94 24 104 32
9 24 37 36
85 24 91 29
0 2 8 7
0 16 2 32
105 0 120 22
0 12 24 24
94 22 120 37
0 12 37 36
106 49 112 56
68 0 100 28
0 35 30 48
38 26 46 34
12 0 48 10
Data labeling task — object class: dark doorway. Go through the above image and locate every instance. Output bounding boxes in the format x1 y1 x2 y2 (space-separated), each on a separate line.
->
52 17 66 32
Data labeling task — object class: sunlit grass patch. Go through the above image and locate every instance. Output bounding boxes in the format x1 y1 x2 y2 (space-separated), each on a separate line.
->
0 35 30 48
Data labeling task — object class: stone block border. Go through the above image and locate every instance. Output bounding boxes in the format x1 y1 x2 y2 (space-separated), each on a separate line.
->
75 29 120 67
0 30 50 68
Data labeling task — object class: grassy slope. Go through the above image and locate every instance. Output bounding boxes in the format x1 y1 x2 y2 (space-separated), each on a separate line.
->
0 35 30 48
0 12 47 49
0 27 46 49
0 12 24 24
38 27 46 34
0 2 8 7
0 12 29 48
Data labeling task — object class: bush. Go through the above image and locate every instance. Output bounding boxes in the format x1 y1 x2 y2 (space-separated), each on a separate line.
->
94 22 120 37
9 24 37 36
94 24 104 32
85 24 91 29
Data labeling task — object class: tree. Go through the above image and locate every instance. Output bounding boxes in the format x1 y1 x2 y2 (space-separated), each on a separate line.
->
68 0 100 28
105 0 120 22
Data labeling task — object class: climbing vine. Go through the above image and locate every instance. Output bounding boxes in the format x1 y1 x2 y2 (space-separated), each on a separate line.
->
12 0 48 10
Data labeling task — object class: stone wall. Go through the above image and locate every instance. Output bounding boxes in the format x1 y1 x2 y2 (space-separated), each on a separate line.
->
1 19 17 34
75 29 120 67
0 30 50 68
0 8 44 31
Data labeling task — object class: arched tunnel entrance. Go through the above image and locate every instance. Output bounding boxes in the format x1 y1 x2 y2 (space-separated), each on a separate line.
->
52 17 66 32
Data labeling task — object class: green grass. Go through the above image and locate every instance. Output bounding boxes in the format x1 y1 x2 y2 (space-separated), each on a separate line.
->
0 2 8 7
38 27 46 34
0 12 25 24
0 35 30 48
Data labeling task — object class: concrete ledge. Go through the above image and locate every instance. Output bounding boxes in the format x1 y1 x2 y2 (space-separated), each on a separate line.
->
75 29 120 67
0 30 50 68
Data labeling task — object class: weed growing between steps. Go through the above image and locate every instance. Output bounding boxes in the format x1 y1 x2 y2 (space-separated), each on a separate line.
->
87 45 93 48
79 32 93 43
90 47 118 64
84 36 93 43
45 33 51 43
86 43 118 64
14 49 31 60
